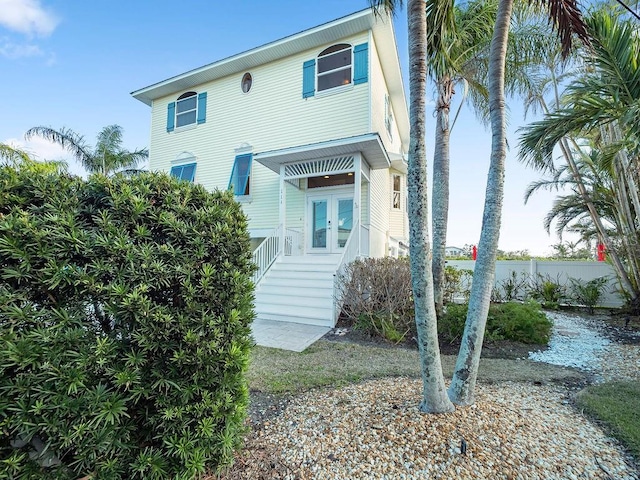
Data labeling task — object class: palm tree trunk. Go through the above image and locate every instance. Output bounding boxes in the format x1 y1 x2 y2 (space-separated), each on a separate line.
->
406 0 454 414
432 76 453 319
448 0 512 406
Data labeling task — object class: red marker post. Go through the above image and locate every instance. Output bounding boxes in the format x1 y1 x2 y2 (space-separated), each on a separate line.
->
472 245 477 260
597 242 606 262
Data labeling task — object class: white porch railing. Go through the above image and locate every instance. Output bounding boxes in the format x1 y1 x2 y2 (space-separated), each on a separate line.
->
285 228 303 256
252 225 282 285
252 226 304 285
333 220 365 324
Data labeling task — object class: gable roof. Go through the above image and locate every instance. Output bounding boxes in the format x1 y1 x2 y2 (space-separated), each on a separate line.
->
131 9 409 148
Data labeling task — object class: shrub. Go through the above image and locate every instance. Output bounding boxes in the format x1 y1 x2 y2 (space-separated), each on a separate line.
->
0 169 254 479
439 301 552 345
528 273 567 309
335 257 414 342
569 276 609 313
443 266 473 304
494 271 529 302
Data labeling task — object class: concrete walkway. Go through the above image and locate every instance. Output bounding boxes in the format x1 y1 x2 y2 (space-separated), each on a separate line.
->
251 318 331 352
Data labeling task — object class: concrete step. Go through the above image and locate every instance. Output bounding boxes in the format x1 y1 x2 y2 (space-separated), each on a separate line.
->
255 292 332 310
255 310 333 327
259 276 335 289
257 284 333 298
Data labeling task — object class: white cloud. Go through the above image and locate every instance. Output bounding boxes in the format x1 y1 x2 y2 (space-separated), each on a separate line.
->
0 0 59 36
3 136 87 177
0 39 42 58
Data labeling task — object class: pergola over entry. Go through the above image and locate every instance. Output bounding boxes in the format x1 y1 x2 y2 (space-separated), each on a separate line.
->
254 133 392 254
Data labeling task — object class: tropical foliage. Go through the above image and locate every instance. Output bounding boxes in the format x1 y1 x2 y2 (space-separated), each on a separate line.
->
25 124 148 175
519 10 640 311
0 169 254 478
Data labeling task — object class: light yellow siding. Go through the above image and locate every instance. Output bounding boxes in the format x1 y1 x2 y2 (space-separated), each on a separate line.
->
368 168 390 256
369 38 403 155
148 33 370 230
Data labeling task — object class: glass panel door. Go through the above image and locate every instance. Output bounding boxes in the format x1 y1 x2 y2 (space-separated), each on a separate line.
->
335 198 353 248
311 199 328 249
307 193 354 253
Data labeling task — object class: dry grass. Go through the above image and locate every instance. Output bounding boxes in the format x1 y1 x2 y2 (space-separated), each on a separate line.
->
247 339 585 394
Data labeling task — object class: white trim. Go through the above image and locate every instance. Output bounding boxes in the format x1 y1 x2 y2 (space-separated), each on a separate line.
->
316 44 353 93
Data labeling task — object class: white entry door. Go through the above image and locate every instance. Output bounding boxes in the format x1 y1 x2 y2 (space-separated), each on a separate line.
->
308 194 354 253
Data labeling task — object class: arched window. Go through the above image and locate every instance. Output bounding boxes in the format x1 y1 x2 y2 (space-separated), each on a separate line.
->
317 43 352 92
176 91 198 127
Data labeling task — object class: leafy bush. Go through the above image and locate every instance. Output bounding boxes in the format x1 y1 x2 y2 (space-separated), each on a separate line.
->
528 273 567 309
439 301 552 345
335 257 414 342
443 266 473 304
0 169 254 479
569 276 609 313
493 271 529 302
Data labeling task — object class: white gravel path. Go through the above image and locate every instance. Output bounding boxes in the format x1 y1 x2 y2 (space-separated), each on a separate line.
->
529 311 640 382
243 379 638 479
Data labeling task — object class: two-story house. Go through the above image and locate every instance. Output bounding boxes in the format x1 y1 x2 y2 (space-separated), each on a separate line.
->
131 9 409 328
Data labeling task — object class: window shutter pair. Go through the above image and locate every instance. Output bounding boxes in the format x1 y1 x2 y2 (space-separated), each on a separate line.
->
302 42 369 98
166 92 207 131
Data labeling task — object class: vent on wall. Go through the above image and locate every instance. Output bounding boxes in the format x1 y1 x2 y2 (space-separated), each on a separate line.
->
284 156 354 179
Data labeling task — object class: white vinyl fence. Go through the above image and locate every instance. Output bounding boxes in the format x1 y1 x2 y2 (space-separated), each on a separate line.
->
446 260 624 308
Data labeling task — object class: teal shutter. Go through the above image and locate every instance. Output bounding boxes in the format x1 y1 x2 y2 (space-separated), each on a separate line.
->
302 59 315 98
353 43 369 85
197 92 207 124
228 154 253 195
167 102 176 132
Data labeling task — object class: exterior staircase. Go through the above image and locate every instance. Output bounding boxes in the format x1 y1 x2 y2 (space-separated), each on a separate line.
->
254 255 341 328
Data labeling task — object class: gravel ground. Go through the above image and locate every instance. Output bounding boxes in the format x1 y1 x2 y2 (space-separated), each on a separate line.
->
217 312 640 479
529 311 640 383
222 379 638 479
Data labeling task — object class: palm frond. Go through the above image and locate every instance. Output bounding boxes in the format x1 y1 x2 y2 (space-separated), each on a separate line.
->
25 126 93 168
0 143 32 164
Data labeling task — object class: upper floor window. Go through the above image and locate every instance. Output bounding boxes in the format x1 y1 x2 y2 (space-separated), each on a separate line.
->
385 94 394 140
241 73 253 93
302 42 368 99
317 44 352 92
166 91 207 132
176 92 197 127
392 174 401 210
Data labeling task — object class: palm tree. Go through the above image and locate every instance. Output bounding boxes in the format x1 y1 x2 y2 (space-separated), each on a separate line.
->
429 0 556 318
429 0 496 319
518 10 640 305
24 125 148 176
0 143 67 173
370 0 454 413
448 0 589 405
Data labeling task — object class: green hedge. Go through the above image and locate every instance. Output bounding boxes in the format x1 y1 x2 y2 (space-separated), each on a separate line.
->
439 301 552 345
0 169 254 479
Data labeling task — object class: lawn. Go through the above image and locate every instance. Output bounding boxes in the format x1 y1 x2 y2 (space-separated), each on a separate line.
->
577 381 640 460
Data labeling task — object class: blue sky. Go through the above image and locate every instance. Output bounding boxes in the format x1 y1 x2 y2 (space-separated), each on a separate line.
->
0 0 573 255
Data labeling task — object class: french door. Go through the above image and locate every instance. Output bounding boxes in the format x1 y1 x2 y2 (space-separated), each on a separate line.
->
307 193 354 253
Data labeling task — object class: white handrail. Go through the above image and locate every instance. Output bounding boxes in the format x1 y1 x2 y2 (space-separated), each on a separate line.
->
285 228 302 256
252 225 282 285
333 219 362 324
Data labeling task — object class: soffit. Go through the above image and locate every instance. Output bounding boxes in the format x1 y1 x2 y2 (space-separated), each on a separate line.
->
254 133 390 173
